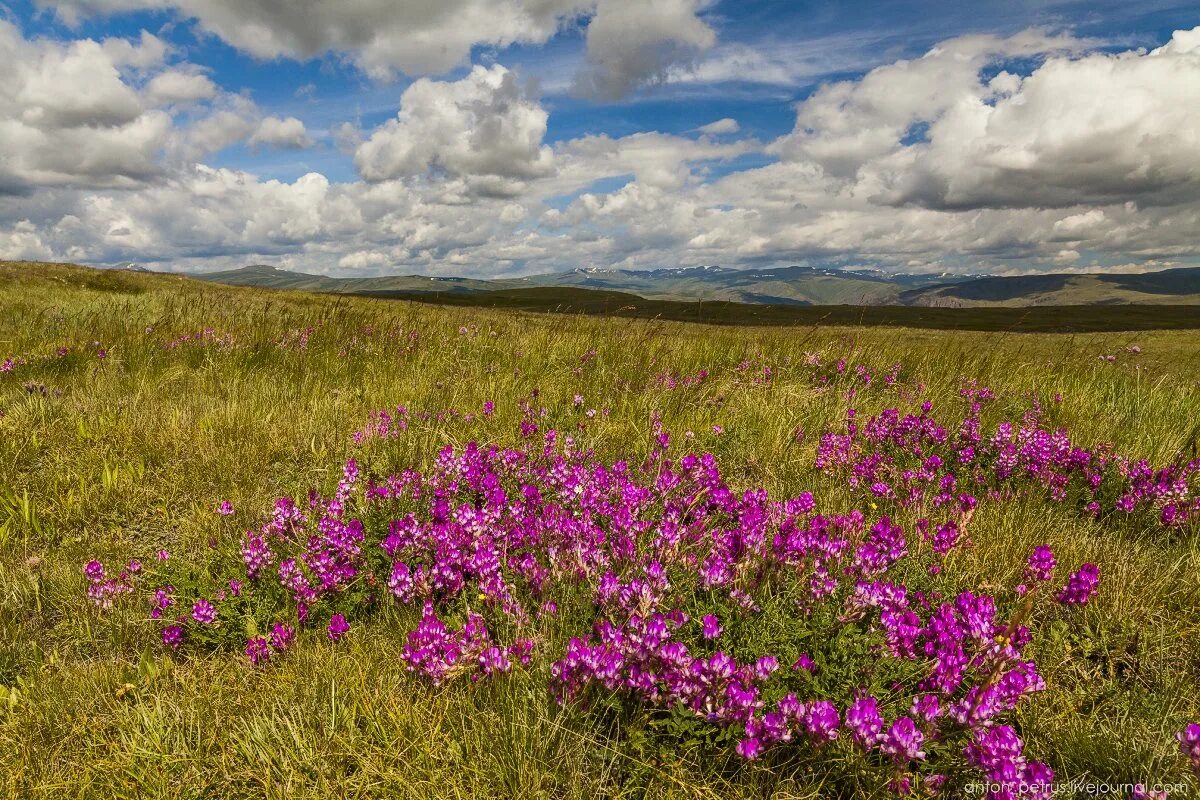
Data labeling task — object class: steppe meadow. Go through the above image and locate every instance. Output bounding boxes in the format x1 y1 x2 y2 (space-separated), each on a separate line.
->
2 263 1199 797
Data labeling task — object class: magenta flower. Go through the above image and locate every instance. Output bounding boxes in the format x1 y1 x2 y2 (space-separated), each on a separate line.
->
1024 545 1056 583
1179 724 1200 773
1056 563 1100 606
269 622 295 652
735 737 762 760
245 637 270 665
846 696 883 748
161 625 184 649
802 701 839 743
792 653 815 673
700 614 722 639
217 501 234 516
327 614 350 642
880 717 925 763
191 599 216 625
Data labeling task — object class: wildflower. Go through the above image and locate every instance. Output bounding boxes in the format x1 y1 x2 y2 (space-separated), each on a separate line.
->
736 737 763 759
880 717 925 763
846 696 883 748
217 501 234 516
327 614 350 642
1179 724 1200 773
802 701 839 743
161 625 184 649
792 653 815 673
241 533 273 578
478 646 511 675
1056 563 1100 606
700 614 722 639
1024 545 1056 584
245 637 270 665
191 599 216 625
269 622 295 652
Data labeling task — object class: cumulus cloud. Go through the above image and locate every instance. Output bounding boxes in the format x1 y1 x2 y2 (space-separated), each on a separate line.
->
553 130 752 191
249 116 313 150
876 29 1200 210
43 0 587 79
771 30 1089 177
44 0 717 97
355 65 554 193
575 0 716 98
0 20 277 194
166 95 260 162
768 27 1200 217
0 21 171 191
0 220 55 260
5 22 1200 280
144 69 217 104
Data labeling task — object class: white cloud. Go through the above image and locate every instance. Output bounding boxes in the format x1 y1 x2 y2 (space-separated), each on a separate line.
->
5 23 1200 280
0 21 173 191
144 69 217 104
575 0 716 98
698 117 739 135
0 220 55 260
0 21 275 194
249 116 313 150
875 28 1200 210
355 65 554 192
167 96 260 162
770 30 1088 177
44 0 717 98
331 121 363 155
44 0 587 79
553 130 752 191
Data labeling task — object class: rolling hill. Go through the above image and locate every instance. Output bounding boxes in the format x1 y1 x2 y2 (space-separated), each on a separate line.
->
194 263 1200 307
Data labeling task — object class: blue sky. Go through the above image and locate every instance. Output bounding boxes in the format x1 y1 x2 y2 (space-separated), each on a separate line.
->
1 0 1198 275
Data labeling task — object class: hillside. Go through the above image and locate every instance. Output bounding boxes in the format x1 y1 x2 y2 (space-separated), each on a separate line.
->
904 268 1200 307
198 263 505 294
3 261 1200 796
195 263 1200 307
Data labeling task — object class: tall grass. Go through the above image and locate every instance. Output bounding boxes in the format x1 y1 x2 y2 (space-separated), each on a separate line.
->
1 262 1199 798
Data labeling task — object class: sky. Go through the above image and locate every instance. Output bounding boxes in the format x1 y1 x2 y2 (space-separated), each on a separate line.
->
1 0 1199 278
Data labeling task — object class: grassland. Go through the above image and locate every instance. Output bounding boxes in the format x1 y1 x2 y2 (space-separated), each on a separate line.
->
2 261 1200 798
360 287 1200 332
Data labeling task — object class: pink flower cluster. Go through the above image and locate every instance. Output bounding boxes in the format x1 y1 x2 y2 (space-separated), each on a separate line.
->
86 389 1200 794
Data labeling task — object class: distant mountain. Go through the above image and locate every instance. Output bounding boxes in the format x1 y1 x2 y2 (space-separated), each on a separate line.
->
903 268 1200 307
194 263 1200 307
198 263 504 294
514 265 934 305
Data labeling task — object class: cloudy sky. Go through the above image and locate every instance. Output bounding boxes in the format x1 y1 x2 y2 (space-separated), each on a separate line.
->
1 0 1198 277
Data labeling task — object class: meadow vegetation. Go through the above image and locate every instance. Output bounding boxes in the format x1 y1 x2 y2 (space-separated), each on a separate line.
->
2 261 1199 798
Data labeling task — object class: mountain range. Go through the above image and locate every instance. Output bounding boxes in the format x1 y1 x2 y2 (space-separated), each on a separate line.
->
193 263 1200 307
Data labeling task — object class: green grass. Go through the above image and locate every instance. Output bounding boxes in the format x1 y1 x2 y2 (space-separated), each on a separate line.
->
2 261 1199 798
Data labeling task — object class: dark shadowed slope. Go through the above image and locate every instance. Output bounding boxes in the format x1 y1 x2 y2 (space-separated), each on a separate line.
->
196 263 1200 307
361 286 1200 332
